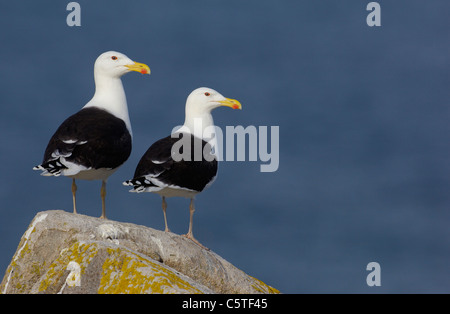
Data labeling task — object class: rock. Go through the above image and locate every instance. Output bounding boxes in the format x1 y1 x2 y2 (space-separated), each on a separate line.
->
1 210 279 294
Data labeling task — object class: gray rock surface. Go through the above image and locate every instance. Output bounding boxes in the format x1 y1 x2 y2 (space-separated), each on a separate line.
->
1 210 279 294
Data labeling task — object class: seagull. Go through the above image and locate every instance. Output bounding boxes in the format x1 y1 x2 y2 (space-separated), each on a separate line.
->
124 87 241 249
33 51 150 219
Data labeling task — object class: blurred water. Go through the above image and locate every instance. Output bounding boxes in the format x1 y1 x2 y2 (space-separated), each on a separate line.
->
0 1 449 293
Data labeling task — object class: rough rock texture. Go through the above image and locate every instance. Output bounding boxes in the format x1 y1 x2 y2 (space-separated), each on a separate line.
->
1 210 279 294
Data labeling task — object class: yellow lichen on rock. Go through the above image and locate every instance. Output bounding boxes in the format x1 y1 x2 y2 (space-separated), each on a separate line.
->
99 247 204 294
38 241 99 293
250 276 281 294
37 241 207 294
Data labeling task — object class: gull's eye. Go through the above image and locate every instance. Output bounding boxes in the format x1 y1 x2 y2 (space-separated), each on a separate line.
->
204 92 211 96
111 56 118 60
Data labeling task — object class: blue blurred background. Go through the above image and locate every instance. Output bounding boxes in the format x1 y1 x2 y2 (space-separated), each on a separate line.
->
0 1 449 293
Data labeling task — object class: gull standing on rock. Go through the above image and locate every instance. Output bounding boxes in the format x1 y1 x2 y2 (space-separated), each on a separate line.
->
124 87 241 249
34 51 150 219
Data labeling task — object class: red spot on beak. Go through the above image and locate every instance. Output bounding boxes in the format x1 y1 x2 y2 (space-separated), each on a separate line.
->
232 104 240 109
141 69 148 74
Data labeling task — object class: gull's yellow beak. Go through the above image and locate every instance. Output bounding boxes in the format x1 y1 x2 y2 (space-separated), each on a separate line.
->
218 98 242 110
125 61 150 75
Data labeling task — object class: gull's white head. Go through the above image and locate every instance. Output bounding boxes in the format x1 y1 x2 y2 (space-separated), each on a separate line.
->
185 87 242 116
179 87 242 140
94 51 150 78
86 51 150 136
